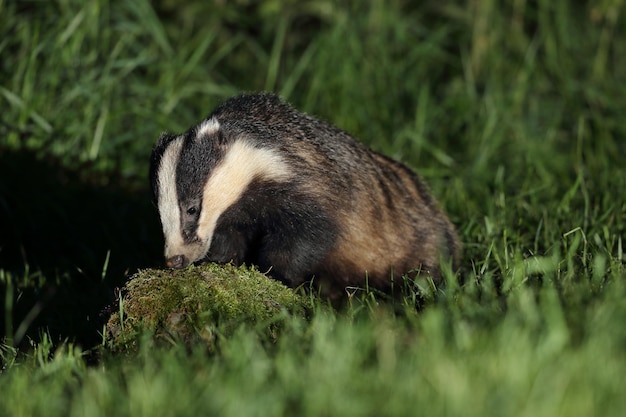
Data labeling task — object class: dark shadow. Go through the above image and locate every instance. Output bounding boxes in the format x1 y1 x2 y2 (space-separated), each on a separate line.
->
0 147 162 351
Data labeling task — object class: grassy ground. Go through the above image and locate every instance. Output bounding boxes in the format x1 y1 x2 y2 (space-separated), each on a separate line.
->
1 0 625 415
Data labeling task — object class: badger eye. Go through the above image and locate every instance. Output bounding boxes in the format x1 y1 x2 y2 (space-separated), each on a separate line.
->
187 206 197 216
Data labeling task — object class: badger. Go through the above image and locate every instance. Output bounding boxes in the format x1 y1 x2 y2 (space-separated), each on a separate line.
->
149 93 460 298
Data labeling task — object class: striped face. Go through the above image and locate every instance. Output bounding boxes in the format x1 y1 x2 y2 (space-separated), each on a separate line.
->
150 117 291 269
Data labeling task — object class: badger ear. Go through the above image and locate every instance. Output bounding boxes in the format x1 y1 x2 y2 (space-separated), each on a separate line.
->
215 129 230 146
195 118 221 140
195 118 232 149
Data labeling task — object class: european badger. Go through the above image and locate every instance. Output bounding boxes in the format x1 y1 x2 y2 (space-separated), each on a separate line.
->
150 93 460 298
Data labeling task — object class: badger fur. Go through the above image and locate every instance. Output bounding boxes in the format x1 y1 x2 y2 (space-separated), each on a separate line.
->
150 93 460 298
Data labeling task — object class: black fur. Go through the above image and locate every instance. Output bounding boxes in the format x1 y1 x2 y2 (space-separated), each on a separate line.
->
207 179 338 286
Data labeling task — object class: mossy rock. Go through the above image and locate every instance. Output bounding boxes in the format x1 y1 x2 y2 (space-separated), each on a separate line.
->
105 263 312 352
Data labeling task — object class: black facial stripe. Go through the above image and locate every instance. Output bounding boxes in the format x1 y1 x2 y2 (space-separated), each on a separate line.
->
175 130 226 204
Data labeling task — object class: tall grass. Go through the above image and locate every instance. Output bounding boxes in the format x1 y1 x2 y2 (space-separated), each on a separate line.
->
1 0 625 415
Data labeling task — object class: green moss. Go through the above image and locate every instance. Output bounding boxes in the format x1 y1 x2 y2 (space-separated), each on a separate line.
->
105 264 312 352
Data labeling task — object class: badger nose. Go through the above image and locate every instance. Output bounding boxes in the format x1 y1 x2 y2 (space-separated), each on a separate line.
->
166 255 188 269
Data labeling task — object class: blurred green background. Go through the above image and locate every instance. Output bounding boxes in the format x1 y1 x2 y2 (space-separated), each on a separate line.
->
0 0 625 415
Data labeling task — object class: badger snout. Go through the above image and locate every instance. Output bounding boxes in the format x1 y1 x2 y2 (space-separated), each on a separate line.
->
166 254 188 269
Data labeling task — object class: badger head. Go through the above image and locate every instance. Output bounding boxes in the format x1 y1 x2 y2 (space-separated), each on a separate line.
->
149 117 291 269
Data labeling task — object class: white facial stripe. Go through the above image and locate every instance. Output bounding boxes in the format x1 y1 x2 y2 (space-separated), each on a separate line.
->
197 117 220 137
196 140 292 254
157 136 185 257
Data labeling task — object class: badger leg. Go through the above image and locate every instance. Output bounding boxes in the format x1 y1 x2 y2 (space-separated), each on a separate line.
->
205 225 256 265
206 219 335 288
206 190 339 288
255 231 334 287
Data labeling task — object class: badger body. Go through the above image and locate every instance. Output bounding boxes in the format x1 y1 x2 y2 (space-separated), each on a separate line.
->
150 93 460 298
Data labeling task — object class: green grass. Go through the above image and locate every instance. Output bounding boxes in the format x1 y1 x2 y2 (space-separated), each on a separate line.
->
105 264 313 352
1 0 625 416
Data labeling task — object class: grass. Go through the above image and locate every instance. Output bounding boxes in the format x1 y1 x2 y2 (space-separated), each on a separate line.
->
1 0 625 415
